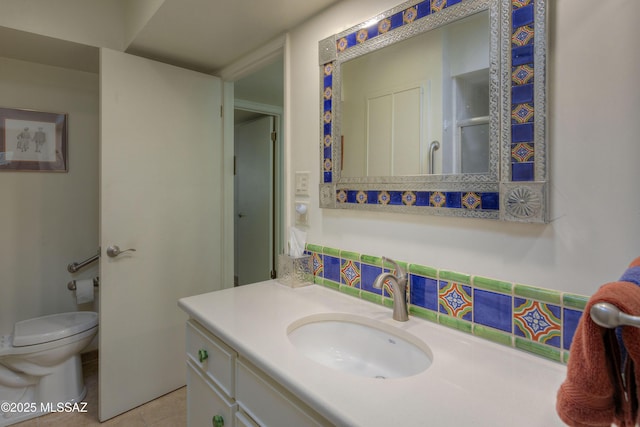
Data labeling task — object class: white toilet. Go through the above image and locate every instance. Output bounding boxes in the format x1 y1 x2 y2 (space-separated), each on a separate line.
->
0 311 98 426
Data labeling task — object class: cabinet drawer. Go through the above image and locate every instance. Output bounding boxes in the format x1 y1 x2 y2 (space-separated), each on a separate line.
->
236 359 331 427
186 320 236 397
187 361 237 427
235 410 260 427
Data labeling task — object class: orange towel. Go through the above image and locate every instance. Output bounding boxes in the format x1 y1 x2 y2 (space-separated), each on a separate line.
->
557 257 640 427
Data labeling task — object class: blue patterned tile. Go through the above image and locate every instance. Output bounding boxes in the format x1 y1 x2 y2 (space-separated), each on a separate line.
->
563 308 583 351
389 191 403 205
410 274 438 311
389 12 404 30
341 259 361 287
364 190 377 204
323 74 332 88
346 190 358 203
415 191 430 206
514 298 561 348
512 45 534 66
323 255 341 283
439 281 473 321
474 289 513 332
512 64 534 85
512 4 534 28
481 193 500 210
444 192 461 209
311 252 324 277
361 263 383 295
512 143 535 162
416 1 431 19
512 162 535 181
512 83 534 104
511 123 534 142
512 25 534 46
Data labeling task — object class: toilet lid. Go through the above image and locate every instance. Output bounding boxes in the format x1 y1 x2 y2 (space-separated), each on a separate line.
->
13 311 98 347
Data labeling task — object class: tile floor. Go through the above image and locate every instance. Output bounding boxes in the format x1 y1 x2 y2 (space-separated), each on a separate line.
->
11 352 187 427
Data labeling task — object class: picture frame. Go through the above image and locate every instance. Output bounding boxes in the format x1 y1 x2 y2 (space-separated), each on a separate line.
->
0 107 68 172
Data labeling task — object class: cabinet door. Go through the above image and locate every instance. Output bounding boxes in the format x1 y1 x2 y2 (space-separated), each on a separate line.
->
187 361 237 427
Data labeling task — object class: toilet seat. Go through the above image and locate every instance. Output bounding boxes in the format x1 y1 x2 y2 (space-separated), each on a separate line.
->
12 312 98 347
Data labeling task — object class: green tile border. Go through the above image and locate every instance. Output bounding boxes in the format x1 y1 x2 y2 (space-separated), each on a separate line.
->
306 243 323 253
438 315 473 334
340 250 360 261
515 337 562 362
563 293 588 310
409 263 437 278
409 305 438 322
383 258 408 272
322 246 340 257
303 243 588 365
320 278 339 290
473 276 512 294
339 284 360 298
440 270 471 285
382 298 394 309
360 290 382 305
514 284 562 305
473 325 513 347
360 254 383 266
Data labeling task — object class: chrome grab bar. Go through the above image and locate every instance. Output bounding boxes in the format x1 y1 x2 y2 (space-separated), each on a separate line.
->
67 277 100 291
428 140 440 174
67 248 100 273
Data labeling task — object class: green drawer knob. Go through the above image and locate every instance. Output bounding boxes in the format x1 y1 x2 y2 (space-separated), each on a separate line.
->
198 349 208 363
212 414 224 427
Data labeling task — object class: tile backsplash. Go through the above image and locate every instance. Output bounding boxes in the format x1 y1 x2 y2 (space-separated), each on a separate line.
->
306 243 588 364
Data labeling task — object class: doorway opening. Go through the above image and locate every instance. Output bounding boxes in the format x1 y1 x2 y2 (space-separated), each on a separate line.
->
232 56 283 286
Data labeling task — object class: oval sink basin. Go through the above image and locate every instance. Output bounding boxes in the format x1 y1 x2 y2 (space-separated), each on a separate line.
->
287 314 432 379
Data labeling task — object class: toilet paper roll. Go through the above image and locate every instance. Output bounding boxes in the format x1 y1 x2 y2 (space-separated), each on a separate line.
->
75 279 94 304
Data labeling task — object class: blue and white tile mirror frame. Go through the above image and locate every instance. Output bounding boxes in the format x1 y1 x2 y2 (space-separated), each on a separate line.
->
318 0 548 223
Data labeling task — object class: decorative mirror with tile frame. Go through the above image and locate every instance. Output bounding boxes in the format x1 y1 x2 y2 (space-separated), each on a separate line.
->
318 0 548 222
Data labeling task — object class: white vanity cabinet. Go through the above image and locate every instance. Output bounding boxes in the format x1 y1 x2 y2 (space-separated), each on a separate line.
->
185 319 331 427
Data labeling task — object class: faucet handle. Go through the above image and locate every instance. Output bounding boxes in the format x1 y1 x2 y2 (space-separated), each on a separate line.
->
382 257 406 280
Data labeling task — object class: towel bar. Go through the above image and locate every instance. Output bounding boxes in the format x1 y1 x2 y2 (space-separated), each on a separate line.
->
590 302 640 328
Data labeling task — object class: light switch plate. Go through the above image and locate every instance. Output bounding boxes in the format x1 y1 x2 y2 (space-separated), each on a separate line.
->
295 171 310 196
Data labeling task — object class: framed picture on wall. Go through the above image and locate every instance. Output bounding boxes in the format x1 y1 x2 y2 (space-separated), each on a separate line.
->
0 107 68 172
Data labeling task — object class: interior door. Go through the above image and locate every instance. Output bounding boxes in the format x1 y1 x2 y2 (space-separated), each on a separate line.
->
99 48 223 421
234 115 274 285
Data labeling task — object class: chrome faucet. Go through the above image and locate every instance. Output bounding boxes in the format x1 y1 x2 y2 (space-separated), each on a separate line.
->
373 257 408 322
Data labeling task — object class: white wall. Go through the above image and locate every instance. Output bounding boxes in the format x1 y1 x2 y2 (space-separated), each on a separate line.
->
0 57 99 335
287 0 640 296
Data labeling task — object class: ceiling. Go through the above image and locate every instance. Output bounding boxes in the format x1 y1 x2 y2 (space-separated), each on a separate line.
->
0 0 339 76
126 0 340 74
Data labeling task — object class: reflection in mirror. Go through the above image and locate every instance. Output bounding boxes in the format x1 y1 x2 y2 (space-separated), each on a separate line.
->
341 10 489 177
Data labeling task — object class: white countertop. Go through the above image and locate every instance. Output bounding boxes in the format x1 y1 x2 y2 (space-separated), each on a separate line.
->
178 280 567 427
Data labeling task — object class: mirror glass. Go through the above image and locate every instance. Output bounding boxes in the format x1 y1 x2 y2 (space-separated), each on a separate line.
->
319 0 549 223
341 10 490 177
